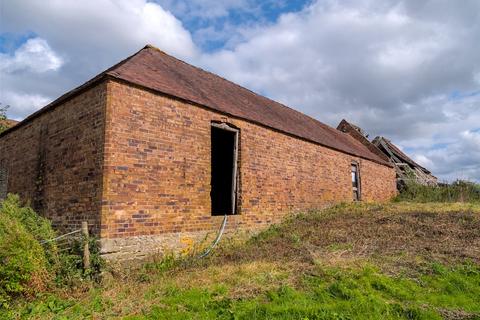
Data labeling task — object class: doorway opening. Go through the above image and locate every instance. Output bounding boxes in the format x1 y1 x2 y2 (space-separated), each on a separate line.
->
211 123 239 215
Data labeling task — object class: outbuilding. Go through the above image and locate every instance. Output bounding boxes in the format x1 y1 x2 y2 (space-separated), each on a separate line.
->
0 45 396 259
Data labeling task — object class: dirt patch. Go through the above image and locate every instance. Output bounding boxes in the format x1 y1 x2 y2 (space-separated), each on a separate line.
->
207 205 480 273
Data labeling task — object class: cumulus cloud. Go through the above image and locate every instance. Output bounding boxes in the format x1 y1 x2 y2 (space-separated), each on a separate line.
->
1 0 196 119
0 38 63 73
202 0 479 127
153 0 302 50
0 91 50 118
411 129 480 182
1 0 479 182
198 0 480 181
0 37 63 120
2 0 196 61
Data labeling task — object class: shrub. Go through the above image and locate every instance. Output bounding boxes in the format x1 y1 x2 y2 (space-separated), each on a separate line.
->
0 194 105 309
1 194 59 268
0 195 54 308
0 104 8 134
396 179 480 203
56 236 105 286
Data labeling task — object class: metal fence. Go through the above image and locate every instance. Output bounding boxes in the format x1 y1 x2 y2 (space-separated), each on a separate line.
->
39 221 91 271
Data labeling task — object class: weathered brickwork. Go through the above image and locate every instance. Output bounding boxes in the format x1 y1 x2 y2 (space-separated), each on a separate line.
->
99 80 396 257
0 165 7 200
0 84 106 233
0 77 396 260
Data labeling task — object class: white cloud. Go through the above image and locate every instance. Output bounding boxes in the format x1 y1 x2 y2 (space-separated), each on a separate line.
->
2 0 480 182
196 0 480 181
2 0 196 61
1 91 50 120
1 0 197 119
412 154 434 169
413 129 480 182
0 38 63 73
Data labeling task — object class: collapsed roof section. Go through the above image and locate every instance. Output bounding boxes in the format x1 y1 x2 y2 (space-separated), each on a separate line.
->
337 119 437 187
337 120 390 163
372 137 438 186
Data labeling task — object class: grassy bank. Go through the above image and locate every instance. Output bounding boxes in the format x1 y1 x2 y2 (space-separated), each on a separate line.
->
7 202 480 319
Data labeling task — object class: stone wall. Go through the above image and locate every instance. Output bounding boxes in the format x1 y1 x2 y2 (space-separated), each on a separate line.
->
0 83 107 233
100 80 397 258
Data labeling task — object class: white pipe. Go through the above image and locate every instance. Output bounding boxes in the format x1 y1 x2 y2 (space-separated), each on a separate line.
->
198 214 228 258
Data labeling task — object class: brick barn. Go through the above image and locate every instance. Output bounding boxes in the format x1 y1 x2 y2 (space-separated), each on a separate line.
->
0 45 396 259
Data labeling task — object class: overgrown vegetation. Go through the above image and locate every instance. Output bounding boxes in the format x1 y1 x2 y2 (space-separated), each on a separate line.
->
56 235 105 287
0 195 56 308
0 194 103 312
6 202 480 319
0 103 9 134
396 179 480 203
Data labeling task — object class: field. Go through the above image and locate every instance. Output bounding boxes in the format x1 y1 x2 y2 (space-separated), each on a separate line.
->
8 202 480 319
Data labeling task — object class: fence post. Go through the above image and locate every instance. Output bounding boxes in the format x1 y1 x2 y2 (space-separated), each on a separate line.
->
81 221 91 272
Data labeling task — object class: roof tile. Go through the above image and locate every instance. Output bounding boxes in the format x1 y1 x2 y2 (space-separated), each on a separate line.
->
107 45 390 166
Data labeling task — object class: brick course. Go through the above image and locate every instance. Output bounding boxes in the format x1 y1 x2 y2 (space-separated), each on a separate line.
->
0 83 106 233
0 78 396 259
99 80 396 256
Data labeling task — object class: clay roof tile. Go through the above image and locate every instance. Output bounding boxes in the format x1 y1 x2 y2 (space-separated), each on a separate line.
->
106 45 391 166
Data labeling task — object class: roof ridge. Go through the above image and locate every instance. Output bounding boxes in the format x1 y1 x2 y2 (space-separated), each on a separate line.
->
137 45 342 135
2 44 392 167
110 45 391 166
105 46 152 76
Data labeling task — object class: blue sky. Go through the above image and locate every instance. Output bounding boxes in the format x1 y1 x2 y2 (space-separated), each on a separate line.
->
1 0 480 182
0 31 38 54
154 0 312 51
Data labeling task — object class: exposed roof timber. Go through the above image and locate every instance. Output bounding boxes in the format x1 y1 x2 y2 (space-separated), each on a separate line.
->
337 120 437 186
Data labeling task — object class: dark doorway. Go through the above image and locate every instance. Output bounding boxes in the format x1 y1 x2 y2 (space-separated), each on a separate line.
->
211 123 238 215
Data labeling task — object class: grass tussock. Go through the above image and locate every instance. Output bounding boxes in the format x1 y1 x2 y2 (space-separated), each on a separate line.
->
6 201 480 319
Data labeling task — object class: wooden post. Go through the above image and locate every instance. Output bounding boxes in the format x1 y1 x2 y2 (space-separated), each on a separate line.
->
81 221 91 272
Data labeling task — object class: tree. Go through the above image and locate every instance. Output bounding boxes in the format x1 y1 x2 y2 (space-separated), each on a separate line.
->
0 103 10 134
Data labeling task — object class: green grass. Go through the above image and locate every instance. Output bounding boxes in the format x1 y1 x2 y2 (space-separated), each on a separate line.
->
10 263 480 319
5 202 480 319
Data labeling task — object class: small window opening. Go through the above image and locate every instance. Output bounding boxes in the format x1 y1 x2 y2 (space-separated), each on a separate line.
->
211 123 239 215
351 163 360 201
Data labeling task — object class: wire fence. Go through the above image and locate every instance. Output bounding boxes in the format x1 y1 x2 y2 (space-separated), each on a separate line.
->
39 221 91 271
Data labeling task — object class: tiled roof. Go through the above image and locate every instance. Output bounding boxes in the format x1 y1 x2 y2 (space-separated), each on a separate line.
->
1 45 390 166
105 45 390 166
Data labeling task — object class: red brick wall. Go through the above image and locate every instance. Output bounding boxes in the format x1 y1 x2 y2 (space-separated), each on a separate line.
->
0 77 396 245
101 80 397 239
0 83 107 233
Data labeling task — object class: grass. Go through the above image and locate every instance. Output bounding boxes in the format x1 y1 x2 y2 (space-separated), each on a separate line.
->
6 202 480 319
